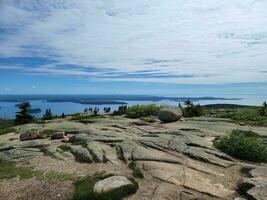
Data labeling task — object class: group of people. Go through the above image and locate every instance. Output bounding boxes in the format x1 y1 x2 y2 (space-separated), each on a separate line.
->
83 106 111 115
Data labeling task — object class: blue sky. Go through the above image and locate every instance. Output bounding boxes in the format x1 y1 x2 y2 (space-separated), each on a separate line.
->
0 0 267 96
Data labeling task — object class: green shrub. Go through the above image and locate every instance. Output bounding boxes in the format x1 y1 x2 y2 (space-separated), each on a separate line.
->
72 114 105 121
0 119 14 129
0 127 16 135
213 107 267 127
214 129 267 162
73 173 138 200
33 119 45 124
182 100 203 117
125 104 160 119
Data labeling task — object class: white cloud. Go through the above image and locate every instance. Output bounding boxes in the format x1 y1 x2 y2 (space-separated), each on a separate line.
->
0 0 267 83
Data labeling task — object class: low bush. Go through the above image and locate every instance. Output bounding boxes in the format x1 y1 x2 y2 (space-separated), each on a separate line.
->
182 101 203 117
0 127 16 135
33 119 45 124
72 114 105 121
214 129 267 162
125 104 160 119
73 172 138 200
0 119 14 129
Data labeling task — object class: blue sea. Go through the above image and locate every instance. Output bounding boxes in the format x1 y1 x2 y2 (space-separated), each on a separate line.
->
0 95 266 119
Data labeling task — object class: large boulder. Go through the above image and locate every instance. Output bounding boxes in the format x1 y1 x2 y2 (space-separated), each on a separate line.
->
94 176 134 193
158 107 182 122
19 130 41 141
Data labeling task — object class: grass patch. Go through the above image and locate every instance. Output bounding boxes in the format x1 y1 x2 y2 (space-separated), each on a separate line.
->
0 127 16 135
33 119 45 124
0 159 77 182
41 129 57 137
73 172 138 200
125 104 160 119
214 129 267 162
0 159 40 180
42 171 77 181
58 144 71 152
72 114 105 121
0 118 15 135
0 118 14 129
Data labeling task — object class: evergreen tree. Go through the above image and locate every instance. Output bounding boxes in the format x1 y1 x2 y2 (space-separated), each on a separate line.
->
15 102 34 124
43 108 53 120
259 101 267 116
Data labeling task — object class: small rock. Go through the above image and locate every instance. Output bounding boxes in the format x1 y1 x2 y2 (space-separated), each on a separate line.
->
94 176 133 193
19 130 41 141
158 107 182 123
51 132 65 140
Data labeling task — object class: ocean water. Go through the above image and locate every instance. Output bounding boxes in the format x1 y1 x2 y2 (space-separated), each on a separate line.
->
0 95 266 119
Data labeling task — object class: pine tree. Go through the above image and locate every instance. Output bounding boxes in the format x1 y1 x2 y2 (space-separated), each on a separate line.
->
43 108 53 120
15 102 34 124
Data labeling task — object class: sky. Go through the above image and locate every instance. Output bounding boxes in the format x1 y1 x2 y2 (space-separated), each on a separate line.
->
0 0 267 96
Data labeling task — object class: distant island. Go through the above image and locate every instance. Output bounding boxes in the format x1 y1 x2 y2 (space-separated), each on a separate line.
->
0 94 241 104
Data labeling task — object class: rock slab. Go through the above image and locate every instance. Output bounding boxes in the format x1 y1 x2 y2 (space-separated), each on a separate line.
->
94 176 133 193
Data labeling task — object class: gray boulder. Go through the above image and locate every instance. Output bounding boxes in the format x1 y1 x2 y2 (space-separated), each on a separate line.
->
158 107 182 122
94 176 133 193
19 130 41 141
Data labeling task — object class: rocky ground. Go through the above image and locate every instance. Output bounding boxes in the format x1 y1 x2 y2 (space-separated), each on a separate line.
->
0 115 266 200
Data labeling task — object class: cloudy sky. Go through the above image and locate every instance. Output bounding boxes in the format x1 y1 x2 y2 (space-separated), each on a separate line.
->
0 0 267 95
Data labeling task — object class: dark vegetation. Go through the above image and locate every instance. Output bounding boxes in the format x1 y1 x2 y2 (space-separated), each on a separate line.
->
43 108 53 120
125 104 161 119
71 113 105 120
73 172 138 200
15 102 34 125
128 161 144 178
205 102 267 127
181 100 203 117
214 129 267 162
0 118 15 135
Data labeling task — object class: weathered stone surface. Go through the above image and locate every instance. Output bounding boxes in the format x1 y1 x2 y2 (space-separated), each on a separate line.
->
70 146 92 163
183 146 234 167
19 130 41 141
0 148 43 161
50 132 65 140
158 107 182 122
86 141 105 162
94 176 133 193
247 183 267 200
250 167 267 178
19 140 51 148
141 161 234 198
